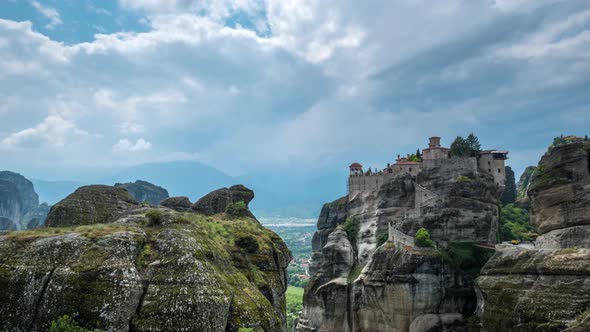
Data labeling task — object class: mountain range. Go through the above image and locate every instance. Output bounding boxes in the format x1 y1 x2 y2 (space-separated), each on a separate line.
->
30 161 347 218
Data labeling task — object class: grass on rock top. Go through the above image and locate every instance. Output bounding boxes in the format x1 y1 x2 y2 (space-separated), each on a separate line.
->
1 210 290 332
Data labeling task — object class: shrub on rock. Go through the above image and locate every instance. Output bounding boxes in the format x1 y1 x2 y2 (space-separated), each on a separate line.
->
146 209 163 227
415 227 433 247
235 235 259 253
226 201 248 217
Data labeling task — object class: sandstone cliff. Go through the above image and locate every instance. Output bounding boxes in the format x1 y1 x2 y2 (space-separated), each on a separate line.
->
476 141 590 331
0 171 46 230
115 180 170 205
298 157 501 332
0 184 291 332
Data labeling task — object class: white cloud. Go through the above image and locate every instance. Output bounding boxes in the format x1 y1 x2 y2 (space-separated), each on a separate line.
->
120 122 145 134
30 1 62 29
1 115 88 149
0 0 589 176
113 138 152 152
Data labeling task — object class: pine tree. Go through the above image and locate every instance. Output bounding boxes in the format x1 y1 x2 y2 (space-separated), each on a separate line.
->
450 136 470 157
466 133 481 157
416 149 422 160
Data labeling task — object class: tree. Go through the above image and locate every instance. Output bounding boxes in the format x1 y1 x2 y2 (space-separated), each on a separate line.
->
343 217 360 249
416 149 422 160
501 166 516 205
498 204 536 241
450 136 471 157
415 227 433 247
466 133 482 157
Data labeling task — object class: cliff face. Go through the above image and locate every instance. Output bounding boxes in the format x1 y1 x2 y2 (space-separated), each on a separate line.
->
298 158 502 332
115 180 170 205
0 185 291 332
476 142 590 331
0 171 43 230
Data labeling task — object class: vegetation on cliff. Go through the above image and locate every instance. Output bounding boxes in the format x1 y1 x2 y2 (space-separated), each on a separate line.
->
0 185 291 332
450 133 482 157
498 204 536 241
286 286 304 332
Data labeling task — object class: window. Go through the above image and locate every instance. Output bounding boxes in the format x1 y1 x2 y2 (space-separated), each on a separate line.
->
498 168 502 173
488 161 491 165
488 169 491 172
409 168 412 172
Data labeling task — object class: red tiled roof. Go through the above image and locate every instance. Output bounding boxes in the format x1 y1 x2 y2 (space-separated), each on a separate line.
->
349 162 363 168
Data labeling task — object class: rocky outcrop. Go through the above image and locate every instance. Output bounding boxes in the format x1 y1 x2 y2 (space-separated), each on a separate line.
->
0 185 291 332
477 245 590 331
298 157 502 331
45 185 139 227
0 171 39 213
0 171 43 230
528 142 590 236
160 196 192 212
115 180 169 205
192 185 255 216
476 141 590 331
515 166 536 208
353 245 474 332
23 203 51 229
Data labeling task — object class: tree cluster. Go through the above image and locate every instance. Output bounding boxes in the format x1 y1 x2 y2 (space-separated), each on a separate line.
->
450 133 482 157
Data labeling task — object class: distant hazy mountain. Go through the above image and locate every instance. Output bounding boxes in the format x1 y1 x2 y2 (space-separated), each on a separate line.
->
114 180 169 205
30 161 347 218
104 161 235 202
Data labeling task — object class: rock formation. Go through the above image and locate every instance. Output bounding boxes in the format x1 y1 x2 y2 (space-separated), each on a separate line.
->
0 184 291 332
0 171 46 230
192 184 255 217
298 157 502 332
515 166 536 208
45 185 139 227
160 196 192 212
476 141 590 331
115 180 169 205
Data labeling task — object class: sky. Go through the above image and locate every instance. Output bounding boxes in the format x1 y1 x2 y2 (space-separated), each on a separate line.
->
0 0 589 181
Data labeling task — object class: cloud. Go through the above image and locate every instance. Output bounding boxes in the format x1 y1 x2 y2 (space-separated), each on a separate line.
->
29 1 62 29
120 122 145 134
0 0 589 177
1 115 88 149
113 138 152 152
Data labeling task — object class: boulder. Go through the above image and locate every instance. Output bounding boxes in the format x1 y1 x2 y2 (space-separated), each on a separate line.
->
45 185 139 227
191 184 255 216
160 196 192 212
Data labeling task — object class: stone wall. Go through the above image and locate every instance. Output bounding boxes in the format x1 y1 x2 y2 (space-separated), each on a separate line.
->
348 174 394 195
388 224 415 248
